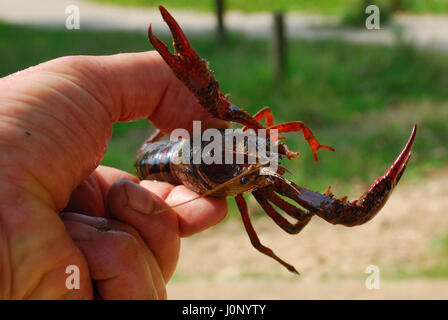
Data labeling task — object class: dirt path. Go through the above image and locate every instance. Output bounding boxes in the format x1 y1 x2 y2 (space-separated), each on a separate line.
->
2 0 448 51
167 168 448 299
168 279 448 300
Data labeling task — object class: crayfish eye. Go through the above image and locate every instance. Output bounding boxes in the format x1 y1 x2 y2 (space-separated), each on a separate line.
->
240 177 248 185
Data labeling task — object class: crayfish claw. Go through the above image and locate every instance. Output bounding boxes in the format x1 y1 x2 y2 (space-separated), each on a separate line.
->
382 123 417 188
149 6 219 102
158 5 191 55
273 124 417 227
149 6 264 130
148 24 182 73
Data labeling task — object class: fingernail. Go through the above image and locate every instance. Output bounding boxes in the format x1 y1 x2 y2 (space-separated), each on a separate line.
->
61 212 111 230
124 181 155 215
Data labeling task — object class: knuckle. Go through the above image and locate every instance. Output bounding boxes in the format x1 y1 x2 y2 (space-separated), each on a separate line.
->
114 231 141 261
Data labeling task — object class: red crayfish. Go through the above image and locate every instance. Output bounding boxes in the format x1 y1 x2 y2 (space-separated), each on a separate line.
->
135 6 417 274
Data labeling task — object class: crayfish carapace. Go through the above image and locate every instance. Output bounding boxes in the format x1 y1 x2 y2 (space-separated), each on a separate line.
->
134 6 417 274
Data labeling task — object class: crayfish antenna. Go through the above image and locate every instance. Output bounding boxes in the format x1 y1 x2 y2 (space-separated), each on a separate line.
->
153 164 265 214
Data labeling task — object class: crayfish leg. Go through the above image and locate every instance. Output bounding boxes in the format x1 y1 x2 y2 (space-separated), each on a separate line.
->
243 106 286 141
261 188 313 222
242 106 275 128
252 190 312 234
269 121 334 161
235 194 300 275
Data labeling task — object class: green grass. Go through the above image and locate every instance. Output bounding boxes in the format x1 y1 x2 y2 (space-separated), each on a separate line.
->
391 232 448 279
89 0 448 14
1 22 447 200
90 0 351 14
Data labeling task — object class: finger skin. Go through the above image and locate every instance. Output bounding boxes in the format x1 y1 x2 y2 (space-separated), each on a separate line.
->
106 179 228 282
164 184 228 237
134 180 228 237
64 167 226 291
64 166 139 217
62 213 165 299
106 179 180 282
0 186 93 299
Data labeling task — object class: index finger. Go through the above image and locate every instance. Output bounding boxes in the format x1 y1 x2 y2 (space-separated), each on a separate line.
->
92 51 229 134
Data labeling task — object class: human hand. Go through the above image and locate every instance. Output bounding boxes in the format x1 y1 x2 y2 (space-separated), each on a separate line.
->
0 52 228 299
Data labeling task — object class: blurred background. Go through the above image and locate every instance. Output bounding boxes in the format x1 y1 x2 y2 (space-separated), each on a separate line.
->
1 0 447 299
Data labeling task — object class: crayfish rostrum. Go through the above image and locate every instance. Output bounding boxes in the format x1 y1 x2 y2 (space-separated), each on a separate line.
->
134 6 417 274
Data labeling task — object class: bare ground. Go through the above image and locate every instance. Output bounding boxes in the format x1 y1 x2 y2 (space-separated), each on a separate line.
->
167 168 448 299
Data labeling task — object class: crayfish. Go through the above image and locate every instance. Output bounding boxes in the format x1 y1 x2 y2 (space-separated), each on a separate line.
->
135 6 417 274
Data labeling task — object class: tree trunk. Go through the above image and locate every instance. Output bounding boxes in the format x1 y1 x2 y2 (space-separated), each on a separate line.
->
272 12 286 80
215 0 226 42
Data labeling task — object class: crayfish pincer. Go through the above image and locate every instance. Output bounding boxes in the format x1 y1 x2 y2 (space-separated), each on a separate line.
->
134 6 417 275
